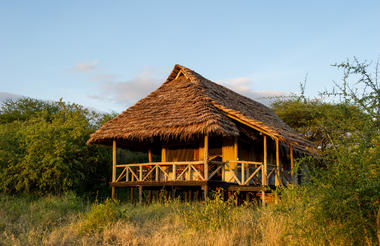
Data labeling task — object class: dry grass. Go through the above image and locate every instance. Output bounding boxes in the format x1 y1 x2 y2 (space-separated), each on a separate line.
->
0 194 350 246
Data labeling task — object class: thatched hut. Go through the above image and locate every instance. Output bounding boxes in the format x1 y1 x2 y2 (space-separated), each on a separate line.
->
88 65 314 203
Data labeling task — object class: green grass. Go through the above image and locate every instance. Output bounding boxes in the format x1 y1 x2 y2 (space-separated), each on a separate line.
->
0 192 371 246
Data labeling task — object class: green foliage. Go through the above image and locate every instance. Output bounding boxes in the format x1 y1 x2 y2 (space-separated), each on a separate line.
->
180 191 244 231
272 57 380 245
0 192 85 244
0 98 112 195
80 198 121 233
272 99 369 154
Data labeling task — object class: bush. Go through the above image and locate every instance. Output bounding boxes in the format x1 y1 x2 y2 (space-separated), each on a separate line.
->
0 98 112 195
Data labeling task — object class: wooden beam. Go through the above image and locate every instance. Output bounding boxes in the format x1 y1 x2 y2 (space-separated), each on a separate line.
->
275 139 280 186
112 140 116 200
213 104 276 139
204 135 209 180
227 186 265 192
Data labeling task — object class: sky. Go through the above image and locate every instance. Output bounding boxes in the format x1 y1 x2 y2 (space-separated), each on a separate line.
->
1 1 379 112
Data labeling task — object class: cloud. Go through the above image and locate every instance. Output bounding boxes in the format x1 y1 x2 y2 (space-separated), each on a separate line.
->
89 71 289 108
74 61 98 72
220 77 288 106
91 73 118 82
89 69 163 106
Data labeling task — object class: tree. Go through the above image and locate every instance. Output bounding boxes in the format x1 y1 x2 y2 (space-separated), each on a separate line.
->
272 57 380 245
0 99 112 195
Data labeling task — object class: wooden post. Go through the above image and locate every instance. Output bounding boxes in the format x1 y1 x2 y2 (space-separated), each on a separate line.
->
290 144 295 185
148 190 152 204
195 190 199 201
241 162 245 184
139 186 142 204
161 146 167 181
112 140 116 200
262 135 267 205
234 136 239 184
156 190 160 202
234 136 238 160
130 187 134 203
203 185 208 201
139 165 143 181
204 135 209 180
126 167 129 182
173 164 176 181
161 147 166 162
148 147 152 163
275 139 280 186
188 190 192 201
263 136 267 186
222 164 225 181
172 187 176 199
155 165 159 181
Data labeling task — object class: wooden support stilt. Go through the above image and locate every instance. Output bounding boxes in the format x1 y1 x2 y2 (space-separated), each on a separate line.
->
261 191 266 206
245 192 249 202
290 144 295 185
188 190 192 201
195 190 199 201
172 187 176 199
130 187 134 203
156 190 160 202
184 191 188 202
112 140 116 200
203 185 208 201
165 190 168 201
148 190 152 204
138 186 142 204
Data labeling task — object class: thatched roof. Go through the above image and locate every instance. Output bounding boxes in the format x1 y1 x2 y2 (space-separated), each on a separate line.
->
88 65 314 152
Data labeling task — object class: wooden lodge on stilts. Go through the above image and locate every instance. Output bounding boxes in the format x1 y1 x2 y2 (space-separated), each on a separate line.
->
87 65 315 204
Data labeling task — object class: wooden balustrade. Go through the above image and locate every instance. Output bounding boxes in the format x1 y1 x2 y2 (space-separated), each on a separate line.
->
114 160 274 186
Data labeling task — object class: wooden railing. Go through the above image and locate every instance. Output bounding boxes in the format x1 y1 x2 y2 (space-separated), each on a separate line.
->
115 161 205 182
113 160 289 186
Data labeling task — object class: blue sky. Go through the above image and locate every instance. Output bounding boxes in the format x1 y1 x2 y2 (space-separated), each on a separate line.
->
1 1 379 112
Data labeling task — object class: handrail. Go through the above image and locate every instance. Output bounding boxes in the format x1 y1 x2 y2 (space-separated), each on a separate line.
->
116 161 203 167
228 160 263 165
